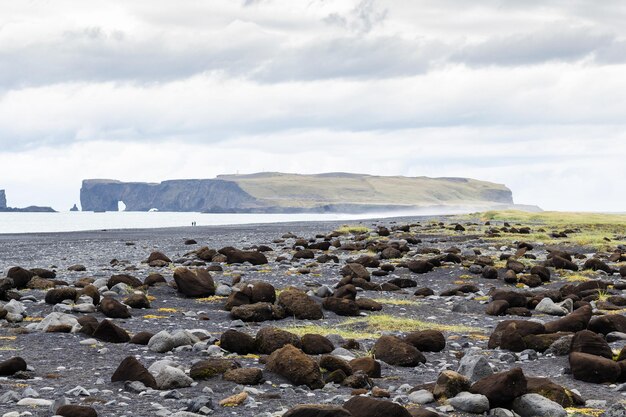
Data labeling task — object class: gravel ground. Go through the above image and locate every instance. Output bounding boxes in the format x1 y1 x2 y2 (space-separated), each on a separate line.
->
0 216 623 416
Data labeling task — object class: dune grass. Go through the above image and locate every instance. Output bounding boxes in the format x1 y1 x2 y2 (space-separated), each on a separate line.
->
335 225 371 235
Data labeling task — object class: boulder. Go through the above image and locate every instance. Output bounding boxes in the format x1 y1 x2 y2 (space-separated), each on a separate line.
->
0 357 27 376
341 263 371 281
173 267 215 298
343 396 412 417
190 359 239 379
470 368 527 408
220 329 256 354
403 330 445 352
282 405 352 417
301 334 334 355
433 370 471 399
108 274 143 288
44 287 78 305
407 260 435 274
448 392 490 414
349 357 381 378
526 377 584 407
323 297 360 316
588 314 626 335
219 246 268 265
222 368 262 386
372 335 426 367
569 352 621 383
6 266 35 288
278 288 323 320
512 393 567 417
155 365 193 389
256 326 301 354
231 302 285 322
570 330 613 359
457 355 493 383
265 344 324 389
544 305 591 333
56 405 98 417
92 319 131 343
111 356 157 388
99 297 131 319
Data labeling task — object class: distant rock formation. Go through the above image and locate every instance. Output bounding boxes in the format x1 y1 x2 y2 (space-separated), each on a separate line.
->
70 204 79 212
80 172 534 213
0 189 56 213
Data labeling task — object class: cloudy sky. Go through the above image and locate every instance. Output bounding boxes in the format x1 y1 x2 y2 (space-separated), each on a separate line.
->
1 0 625 211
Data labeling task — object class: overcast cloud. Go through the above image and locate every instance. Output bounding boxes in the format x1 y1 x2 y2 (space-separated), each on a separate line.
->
1 0 625 211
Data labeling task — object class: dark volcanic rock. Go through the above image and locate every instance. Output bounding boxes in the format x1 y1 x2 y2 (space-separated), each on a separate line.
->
231 302 285 322
323 297 360 316
282 405 352 417
404 330 446 352
44 287 78 305
350 357 381 378
569 352 621 383
570 330 613 359
130 331 154 345
256 326 301 354
223 367 263 385
173 267 215 297
219 246 268 265
190 358 239 379
266 344 324 389
92 319 131 343
56 405 98 417
301 334 334 355
111 356 157 388
470 368 527 408
343 396 412 417
220 329 256 354
0 357 27 376
277 287 323 320
99 296 131 319
372 335 426 367
7 266 35 288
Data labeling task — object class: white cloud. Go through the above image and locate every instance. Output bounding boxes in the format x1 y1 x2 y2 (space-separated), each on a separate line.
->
0 0 625 212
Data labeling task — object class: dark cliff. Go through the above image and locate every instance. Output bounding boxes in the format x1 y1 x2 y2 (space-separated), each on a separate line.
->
80 173 521 213
0 190 5 209
0 189 56 212
80 179 262 212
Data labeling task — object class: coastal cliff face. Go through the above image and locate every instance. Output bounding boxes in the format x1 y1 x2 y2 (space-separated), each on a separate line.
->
80 173 519 213
80 179 261 212
0 190 6 209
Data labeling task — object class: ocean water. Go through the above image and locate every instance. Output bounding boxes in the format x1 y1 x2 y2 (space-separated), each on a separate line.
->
0 211 402 234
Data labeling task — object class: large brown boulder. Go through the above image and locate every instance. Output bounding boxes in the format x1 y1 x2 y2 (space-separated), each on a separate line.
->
108 274 143 288
173 267 215 298
407 260 435 274
265 344 324 389
111 356 157 388
7 266 35 288
282 405 352 417
56 405 98 417
99 297 131 319
349 357 381 378
404 330 445 352
255 326 301 354
92 319 130 343
190 359 239 379
0 357 27 376
570 330 613 359
432 370 471 399
588 314 626 335
343 396 412 417
526 377 584 407
301 334 334 355
44 287 78 305
470 368 527 408
231 302 285 322
219 246 268 265
543 305 592 334
244 281 276 304
223 367 263 385
147 251 171 266
372 335 426 367
278 288 323 320
488 320 545 352
569 352 621 383
341 263 370 281
220 329 256 354
323 297 360 316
